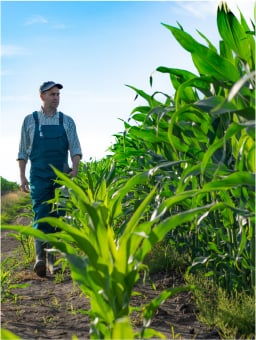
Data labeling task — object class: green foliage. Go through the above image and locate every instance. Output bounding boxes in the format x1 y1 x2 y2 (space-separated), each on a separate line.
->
1 2 255 339
144 241 189 274
1 256 30 302
1 192 32 225
0 328 21 340
186 274 255 339
3 167 195 339
110 1 255 295
1 177 19 193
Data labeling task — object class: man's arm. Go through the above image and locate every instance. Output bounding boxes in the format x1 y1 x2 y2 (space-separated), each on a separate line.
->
69 154 81 178
18 159 30 192
64 116 82 176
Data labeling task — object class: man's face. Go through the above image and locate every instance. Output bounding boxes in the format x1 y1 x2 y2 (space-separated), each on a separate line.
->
41 86 60 109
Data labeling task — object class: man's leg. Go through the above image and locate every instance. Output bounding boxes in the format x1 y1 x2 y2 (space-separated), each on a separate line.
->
33 238 47 277
31 180 63 276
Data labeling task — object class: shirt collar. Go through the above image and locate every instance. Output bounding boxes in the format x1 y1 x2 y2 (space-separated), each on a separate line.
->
39 108 58 117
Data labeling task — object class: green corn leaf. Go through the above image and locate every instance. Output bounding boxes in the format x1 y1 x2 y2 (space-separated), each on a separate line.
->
247 143 256 172
126 84 161 106
131 113 148 123
141 328 166 339
175 76 214 106
219 39 234 61
194 96 237 114
129 126 168 143
118 186 157 269
112 171 149 204
157 66 197 88
111 317 134 339
143 286 195 322
162 23 240 82
157 68 213 97
191 51 240 82
196 29 218 52
38 217 101 265
228 71 256 102
0 224 77 256
201 122 244 174
52 167 88 203
239 9 255 69
128 220 156 258
217 3 252 64
0 329 21 340
150 203 217 244
130 105 151 115
203 171 255 190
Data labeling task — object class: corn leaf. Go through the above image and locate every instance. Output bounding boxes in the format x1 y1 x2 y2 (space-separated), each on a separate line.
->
217 3 251 63
162 23 240 82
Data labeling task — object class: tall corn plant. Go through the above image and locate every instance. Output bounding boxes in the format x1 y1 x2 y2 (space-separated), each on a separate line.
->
110 2 255 292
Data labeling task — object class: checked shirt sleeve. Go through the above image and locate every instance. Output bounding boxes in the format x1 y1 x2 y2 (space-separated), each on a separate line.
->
17 115 34 161
64 115 82 159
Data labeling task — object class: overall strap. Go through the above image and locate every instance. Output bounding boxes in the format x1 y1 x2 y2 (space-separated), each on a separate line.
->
59 112 64 125
32 111 39 127
33 111 63 125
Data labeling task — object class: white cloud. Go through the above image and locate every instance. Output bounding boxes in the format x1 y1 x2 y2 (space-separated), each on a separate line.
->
24 15 48 25
177 1 217 19
24 15 67 30
1 44 30 57
178 0 254 21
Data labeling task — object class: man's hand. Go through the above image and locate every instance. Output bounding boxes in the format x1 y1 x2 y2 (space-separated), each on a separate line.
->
20 177 30 193
69 169 78 178
70 155 81 178
18 159 29 192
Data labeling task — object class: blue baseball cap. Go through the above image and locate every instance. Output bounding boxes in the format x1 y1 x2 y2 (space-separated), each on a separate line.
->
39 81 63 93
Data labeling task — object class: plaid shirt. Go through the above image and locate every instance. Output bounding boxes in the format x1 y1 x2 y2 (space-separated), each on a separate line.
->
17 109 82 161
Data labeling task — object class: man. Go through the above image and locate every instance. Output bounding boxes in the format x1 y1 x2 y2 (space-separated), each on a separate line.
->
17 81 82 277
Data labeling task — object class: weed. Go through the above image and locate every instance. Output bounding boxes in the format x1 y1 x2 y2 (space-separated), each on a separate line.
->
54 271 65 284
70 303 77 315
1 257 30 302
54 257 68 284
170 325 182 339
51 296 60 308
186 273 255 338
145 241 189 275
7 233 34 265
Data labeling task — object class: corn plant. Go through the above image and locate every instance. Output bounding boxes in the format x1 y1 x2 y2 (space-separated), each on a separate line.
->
109 2 255 293
3 164 224 338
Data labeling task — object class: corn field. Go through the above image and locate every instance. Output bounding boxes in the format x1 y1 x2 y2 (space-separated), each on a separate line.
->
3 2 255 339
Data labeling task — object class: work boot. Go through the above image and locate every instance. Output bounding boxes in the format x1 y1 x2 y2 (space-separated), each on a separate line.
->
46 247 55 275
33 239 47 277
46 246 62 275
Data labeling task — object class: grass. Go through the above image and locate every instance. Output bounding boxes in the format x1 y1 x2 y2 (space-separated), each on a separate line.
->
1 191 32 224
186 273 255 339
1 248 32 302
144 240 189 275
1 190 34 301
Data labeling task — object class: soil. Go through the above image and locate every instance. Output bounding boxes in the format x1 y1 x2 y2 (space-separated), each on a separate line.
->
1 219 220 340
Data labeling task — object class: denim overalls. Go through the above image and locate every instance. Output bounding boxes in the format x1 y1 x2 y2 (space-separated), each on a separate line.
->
29 111 68 233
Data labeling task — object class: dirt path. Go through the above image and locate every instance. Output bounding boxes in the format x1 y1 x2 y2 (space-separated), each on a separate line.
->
1 229 220 340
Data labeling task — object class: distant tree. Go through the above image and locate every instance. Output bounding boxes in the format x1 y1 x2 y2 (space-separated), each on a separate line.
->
1 177 19 193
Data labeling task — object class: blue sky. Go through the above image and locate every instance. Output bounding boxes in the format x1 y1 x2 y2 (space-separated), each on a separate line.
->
1 0 254 182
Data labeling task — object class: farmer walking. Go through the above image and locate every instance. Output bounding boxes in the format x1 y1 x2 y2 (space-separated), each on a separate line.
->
17 81 82 277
